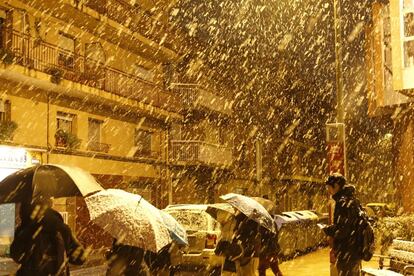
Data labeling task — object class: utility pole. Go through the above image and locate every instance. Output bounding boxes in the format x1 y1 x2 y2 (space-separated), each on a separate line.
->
334 0 345 125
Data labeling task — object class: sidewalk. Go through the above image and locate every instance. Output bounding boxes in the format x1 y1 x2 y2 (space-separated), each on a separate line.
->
278 248 379 276
0 250 106 276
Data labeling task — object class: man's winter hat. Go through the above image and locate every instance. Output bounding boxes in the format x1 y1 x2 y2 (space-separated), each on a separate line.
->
325 173 346 188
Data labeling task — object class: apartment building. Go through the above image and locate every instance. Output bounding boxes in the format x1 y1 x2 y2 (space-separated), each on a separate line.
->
365 0 414 212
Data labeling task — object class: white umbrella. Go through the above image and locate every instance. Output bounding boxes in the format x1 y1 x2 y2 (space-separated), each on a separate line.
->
85 189 172 252
220 193 276 233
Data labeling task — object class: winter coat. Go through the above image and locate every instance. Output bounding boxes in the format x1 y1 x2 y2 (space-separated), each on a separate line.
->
258 228 280 258
234 216 261 258
323 185 363 265
106 241 147 276
10 207 86 276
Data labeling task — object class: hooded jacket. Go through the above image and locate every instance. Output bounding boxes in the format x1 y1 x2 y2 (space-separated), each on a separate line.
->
324 185 363 264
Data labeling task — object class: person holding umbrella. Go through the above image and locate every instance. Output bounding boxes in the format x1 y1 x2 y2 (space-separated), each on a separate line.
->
253 196 283 276
145 210 188 276
106 239 150 276
85 189 174 276
257 226 283 276
10 196 87 276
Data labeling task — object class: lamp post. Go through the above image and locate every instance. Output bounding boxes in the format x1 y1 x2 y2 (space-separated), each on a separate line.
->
334 0 345 126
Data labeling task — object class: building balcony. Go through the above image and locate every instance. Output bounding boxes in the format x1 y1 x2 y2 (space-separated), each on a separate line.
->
83 0 176 49
169 83 233 116
2 29 181 114
86 141 111 153
170 140 233 167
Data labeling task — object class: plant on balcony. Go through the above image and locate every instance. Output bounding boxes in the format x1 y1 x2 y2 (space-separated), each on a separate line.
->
0 48 15 65
47 67 64 84
55 129 81 150
0 120 18 141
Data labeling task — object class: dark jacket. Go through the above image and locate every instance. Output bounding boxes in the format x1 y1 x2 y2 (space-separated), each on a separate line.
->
106 240 146 276
259 227 280 258
10 207 85 276
234 215 261 258
324 185 363 264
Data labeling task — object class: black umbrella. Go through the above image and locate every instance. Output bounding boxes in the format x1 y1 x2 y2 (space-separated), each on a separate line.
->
0 166 34 204
0 164 103 204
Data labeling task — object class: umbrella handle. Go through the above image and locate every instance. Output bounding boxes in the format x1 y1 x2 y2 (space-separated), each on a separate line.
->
135 195 143 211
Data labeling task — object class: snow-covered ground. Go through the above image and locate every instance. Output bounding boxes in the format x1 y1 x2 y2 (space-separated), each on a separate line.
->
278 248 379 276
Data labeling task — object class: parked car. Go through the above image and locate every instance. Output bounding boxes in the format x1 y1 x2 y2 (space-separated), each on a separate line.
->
366 203 395 218
164 204 222 276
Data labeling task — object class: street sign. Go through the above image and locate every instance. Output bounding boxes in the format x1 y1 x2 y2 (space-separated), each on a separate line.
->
327 142 345 175
326 123 346 177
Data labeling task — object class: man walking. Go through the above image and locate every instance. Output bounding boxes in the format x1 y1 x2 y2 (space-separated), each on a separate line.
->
323 174 363 276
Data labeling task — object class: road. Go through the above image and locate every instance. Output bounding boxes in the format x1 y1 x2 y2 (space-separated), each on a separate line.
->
1 248 381 275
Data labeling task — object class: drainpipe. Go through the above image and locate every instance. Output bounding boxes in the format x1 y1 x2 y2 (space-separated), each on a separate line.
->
256 139 263 195
46 93 50 164
166 127 172 205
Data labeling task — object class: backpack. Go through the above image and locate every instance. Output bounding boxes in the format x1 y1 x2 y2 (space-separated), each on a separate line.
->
358 206 375 261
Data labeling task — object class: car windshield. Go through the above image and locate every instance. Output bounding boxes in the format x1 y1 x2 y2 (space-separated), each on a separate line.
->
168 210 209 231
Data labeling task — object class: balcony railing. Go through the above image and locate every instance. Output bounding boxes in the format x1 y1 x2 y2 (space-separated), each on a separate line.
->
83 0 172 48
87 141 111 153
169 83 232 116
170 140 233 167
4 29 180 112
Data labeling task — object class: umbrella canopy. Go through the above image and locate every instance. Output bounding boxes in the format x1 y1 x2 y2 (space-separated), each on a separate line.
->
85 189 172 252
0 164 103 204
159 210 188 246
251 197 279 215
0 167 34 204
220 193 276 233
206 203 236 224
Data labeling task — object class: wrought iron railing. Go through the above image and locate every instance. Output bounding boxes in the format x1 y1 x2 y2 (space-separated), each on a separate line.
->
87 141 111 153
83 0 171 48
170 140 233 166
4 29 180 112
169 83 232 116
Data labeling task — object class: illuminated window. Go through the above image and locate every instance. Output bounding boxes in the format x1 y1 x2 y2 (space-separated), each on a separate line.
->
403 0 414 68
88 118 102 144
57 112 75 134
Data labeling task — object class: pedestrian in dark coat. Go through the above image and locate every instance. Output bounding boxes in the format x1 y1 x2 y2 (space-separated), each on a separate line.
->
106 239 149 276
257 227 283 276
10 199 86 276
323 174 363 276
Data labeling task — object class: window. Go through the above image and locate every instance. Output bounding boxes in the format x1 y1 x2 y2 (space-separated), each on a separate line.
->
132 65 155 82
57 32 75 68
0 100 11 122
163 63 174 89
88 118 102 144
57 112 75 133
170 123 182 140
87 118 109 152
134 129 152 156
